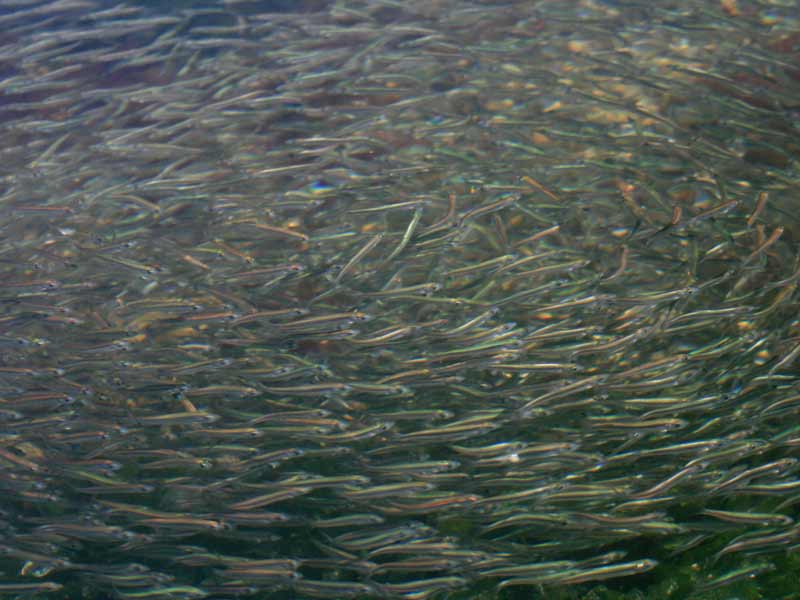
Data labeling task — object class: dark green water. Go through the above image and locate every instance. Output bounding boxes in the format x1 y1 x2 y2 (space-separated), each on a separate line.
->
1 1 800 599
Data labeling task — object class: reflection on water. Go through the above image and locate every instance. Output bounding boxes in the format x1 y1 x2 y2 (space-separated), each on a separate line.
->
1 0 800 598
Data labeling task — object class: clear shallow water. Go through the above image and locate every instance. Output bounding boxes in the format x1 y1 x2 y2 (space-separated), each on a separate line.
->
1 1 800 599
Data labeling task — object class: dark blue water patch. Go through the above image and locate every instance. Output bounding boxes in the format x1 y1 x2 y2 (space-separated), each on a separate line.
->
121 0 334 13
